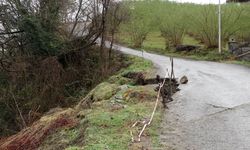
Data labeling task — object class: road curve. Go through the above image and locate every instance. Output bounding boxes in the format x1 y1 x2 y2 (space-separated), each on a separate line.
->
115 45 250 150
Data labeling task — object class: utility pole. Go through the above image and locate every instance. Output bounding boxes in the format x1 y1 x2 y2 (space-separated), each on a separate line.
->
218 0 222 54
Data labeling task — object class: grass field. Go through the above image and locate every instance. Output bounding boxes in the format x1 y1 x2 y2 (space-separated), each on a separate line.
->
117 31 250 67
118 1 250 67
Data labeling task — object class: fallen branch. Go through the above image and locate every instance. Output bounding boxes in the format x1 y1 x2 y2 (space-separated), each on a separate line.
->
236 51 250 58
11 91 27 128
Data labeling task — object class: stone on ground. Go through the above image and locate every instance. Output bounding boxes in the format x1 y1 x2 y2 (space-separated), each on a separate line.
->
92 82 119 101
180 76 188 84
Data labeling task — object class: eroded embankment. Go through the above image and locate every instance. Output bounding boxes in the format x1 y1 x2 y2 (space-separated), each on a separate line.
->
0 56 167 150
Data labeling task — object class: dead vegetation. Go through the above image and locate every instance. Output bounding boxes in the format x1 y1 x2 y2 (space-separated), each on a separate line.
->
0 109 78 150
0 47 127 137
0 57 154 150
0 0 129 137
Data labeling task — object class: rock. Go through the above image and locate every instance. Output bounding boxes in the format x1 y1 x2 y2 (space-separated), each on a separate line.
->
119 85 129 90
110 103 125 111
92 82 119 101
180 76 188 84
114 94 123 100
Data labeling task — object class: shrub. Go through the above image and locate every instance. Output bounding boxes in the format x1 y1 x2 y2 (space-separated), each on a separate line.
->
122 1 153 48
158 3 187 48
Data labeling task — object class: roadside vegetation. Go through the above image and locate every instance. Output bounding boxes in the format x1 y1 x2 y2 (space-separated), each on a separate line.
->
1 56 163 150
75 57 162 150
0 0 164 149
0 0 128 137
118 1 250 66
1 0 249 149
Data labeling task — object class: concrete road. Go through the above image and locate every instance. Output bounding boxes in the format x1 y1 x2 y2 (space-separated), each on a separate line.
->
116 45 250 150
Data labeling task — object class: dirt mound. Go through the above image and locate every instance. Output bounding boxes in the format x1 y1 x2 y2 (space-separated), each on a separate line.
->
0 109 78 150
123 86 157 103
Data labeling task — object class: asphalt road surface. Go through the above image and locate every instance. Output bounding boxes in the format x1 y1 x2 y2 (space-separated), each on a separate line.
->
116 45 250 150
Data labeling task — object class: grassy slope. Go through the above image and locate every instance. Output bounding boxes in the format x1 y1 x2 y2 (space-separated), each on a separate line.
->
118 31 250 67
82 57 162 150
40 56 164 150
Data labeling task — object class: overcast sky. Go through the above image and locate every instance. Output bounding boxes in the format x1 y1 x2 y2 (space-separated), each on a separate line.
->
169 0 227 4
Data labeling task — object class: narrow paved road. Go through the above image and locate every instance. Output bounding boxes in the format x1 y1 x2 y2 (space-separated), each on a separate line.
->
116 45 250 150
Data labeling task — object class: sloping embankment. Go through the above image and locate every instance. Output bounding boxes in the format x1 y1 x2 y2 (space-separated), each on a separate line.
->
0 56 164 150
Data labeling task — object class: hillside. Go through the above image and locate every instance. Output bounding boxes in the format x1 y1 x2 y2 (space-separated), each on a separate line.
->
0 56 164 150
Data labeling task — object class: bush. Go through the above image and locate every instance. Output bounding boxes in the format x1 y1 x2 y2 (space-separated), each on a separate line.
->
120 1 250 48
158 3 187 47
189 4 246 48
19 16 62 56
122 1 153 48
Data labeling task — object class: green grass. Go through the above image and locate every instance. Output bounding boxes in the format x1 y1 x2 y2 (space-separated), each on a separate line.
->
122 56 153 73
83 101 162 150
118 31 165 51
108 56 154 86
66 146 83 150
82 57 162 150
118 31 250 67
183 35 202 46
143 32 166 50
118 1 250 67
121 1 250 46
118 31 203 50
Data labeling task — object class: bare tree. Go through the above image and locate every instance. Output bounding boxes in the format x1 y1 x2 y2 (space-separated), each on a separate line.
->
106 1 129 60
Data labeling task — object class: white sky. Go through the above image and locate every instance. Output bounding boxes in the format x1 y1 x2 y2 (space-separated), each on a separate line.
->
169 0 227 4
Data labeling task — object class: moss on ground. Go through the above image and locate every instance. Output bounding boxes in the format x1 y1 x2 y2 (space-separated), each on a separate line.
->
108 75 133 85
92 82 119 101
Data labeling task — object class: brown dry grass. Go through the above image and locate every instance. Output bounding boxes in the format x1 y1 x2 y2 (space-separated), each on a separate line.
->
0 109 78 150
